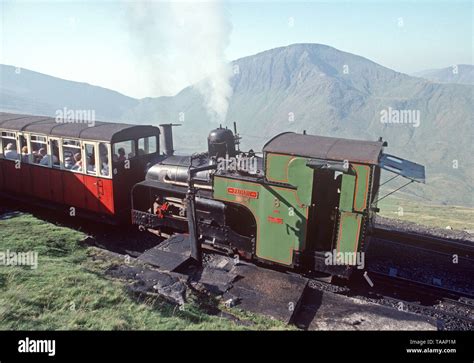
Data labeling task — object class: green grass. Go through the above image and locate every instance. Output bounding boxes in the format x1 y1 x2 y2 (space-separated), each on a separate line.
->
378 196 474 231
0 213 289 330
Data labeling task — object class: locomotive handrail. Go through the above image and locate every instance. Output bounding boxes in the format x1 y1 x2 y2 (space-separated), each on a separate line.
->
306 158 350 173
186 162 219 264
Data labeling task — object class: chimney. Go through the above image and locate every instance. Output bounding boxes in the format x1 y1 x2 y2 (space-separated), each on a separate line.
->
159 123 181 156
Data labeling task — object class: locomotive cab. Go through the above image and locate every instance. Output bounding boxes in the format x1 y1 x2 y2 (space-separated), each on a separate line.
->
212 132 424 275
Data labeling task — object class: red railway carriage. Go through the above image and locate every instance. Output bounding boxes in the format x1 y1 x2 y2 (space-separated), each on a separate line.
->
0 112 160 223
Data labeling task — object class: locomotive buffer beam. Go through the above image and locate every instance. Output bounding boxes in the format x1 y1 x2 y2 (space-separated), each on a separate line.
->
186 162 218 265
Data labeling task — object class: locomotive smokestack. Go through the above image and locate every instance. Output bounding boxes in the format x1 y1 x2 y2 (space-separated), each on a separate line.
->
207 126 237 159
159 123 181 156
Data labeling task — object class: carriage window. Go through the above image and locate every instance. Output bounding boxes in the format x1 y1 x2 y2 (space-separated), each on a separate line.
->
19 135 29 163
138 136 157 155
1 131 18 160
85 144 96 175
30 135 48 165
99 142 110 177
113 140 135 162
51 140 60 168
63 139 81 171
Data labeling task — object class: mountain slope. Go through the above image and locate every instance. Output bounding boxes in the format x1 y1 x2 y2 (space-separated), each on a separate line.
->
0 64 138 120
122 44 474 206
412 64 474 85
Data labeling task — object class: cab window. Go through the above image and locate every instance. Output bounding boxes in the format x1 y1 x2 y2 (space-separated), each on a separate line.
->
113 140 135 162
138 136 157 156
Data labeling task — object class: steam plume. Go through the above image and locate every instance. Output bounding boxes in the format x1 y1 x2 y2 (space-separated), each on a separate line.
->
127 0 233 122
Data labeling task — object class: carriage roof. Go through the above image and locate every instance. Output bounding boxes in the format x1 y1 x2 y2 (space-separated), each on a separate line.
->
0 112 159 143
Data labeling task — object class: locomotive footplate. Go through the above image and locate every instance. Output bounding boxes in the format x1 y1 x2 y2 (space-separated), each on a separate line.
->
137 236 309 323
222 263 308 324
138 234 193 271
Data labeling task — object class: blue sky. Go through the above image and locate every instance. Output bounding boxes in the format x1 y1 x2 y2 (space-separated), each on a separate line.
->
1 0 472 98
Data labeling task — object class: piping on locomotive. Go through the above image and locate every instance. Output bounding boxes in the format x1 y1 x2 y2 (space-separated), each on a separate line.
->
131 124 425 276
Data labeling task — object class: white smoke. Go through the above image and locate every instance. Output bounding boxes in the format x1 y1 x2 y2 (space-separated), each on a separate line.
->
126 0 233 123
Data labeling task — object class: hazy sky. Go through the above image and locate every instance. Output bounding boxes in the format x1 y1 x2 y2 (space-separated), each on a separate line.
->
1 0 472 98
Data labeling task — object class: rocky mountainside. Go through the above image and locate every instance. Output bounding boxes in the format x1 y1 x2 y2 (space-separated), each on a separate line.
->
123 44 474 206
0 64 138 120
412 64 474 85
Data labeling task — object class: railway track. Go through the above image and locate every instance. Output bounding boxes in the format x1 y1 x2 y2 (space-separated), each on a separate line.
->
357 272 474 329
366 270 474 301
301 271 474 330
352 227 474 329
372 226 474 258
368 225 474 296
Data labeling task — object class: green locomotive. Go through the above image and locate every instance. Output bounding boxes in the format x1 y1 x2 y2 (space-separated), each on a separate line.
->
132 126 425 276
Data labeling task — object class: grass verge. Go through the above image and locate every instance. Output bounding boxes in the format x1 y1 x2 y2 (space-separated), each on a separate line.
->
378 196 474 231
0 212 289 330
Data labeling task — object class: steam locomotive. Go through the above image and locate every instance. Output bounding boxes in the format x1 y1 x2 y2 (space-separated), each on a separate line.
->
131 124 425 275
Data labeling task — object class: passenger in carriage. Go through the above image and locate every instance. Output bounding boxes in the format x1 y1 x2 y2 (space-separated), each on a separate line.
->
4 143 19 160
117 147 126 162
39 147 59 166
99 145 109 176
87 155 96 173
101 156 109 176
37 148 46 164
64 155 74 169
71 153 82 171
32 148 44 163
99 143 108 158
63 150 74 169
21 146 29 163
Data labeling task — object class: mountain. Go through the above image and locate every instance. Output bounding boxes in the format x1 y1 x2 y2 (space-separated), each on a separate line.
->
1 44 473 206
123 44 474 206
0 64 138 120
412 64 474 85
